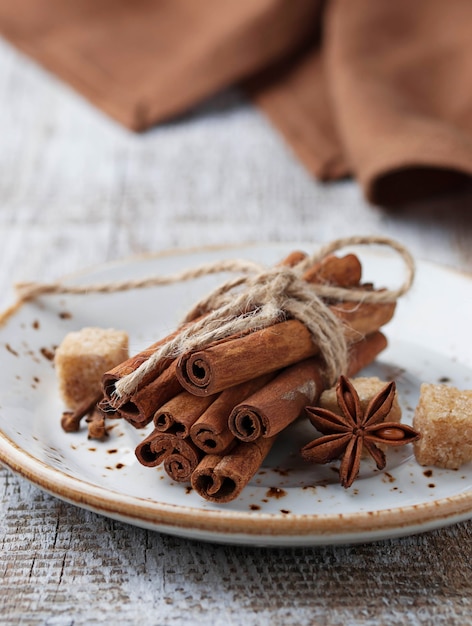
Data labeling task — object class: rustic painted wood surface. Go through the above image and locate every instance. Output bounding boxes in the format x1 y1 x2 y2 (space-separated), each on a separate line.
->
1 38 472 626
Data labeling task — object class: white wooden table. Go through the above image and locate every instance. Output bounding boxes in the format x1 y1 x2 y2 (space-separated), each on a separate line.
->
1 38 472 626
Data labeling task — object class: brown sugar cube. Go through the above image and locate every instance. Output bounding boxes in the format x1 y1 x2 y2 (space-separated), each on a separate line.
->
55 327 129 409
319 376 402 422
413 383 472 469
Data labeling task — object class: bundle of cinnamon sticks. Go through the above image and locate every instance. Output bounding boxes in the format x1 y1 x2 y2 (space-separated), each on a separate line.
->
95 249 395 503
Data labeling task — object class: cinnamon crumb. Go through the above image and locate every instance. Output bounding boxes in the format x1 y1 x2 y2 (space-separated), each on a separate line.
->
266 487 287 499
40 347 55 361
5 343 19 356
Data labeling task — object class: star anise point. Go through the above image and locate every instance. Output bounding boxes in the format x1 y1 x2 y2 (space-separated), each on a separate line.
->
302 376 420 488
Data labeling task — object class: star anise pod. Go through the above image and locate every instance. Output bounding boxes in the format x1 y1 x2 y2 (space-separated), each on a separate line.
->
301 375 420 488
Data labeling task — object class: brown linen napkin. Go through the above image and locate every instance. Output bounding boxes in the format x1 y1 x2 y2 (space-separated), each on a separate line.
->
2 0 472 205
250 0 472 204
0 0 320 129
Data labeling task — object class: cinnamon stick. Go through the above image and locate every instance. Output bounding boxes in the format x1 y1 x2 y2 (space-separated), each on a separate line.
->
278 250 307 267
85 407 107 440
176 300 394 396
163 438 204 483
228 331 387 442
228 358 324 442
153 391 215 438
118 359 182 428
190 436 276 503
331 300 396 340
61 391 103 432
189 373 273 454
134 429 167 466
303 253 362 287
345 330 388 375
134 430 202 478
102 331 179 407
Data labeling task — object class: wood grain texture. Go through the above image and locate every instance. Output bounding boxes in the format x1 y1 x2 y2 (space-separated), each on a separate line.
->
0 37 471 625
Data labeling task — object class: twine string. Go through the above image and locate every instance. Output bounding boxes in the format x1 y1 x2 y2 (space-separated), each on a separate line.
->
14 258 264 303
14 236 415 400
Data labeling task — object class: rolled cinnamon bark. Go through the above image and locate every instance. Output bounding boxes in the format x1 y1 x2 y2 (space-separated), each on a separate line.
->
61 390 103 432
85 407 107 440
189 373 273 454
190 436 276 503
332 300 396 340
153 391 215 438
228 358 324 442
345 330 387 375
278 250 307 267
303 253 362 287
119 359 182 428
176 318 311 395
163 438 203 483
135 430 201 481
176 301 394 396
102 332 179 407
134 429 166 466
228 331 387 442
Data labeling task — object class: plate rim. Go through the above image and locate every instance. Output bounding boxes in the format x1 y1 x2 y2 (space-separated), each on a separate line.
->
1 424 472 541
1 242 471 544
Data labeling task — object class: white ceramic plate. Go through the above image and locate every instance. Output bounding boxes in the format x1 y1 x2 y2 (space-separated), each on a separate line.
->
0 243 471 546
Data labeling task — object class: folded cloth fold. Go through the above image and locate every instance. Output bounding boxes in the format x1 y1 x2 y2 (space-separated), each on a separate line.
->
2 0 472 205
